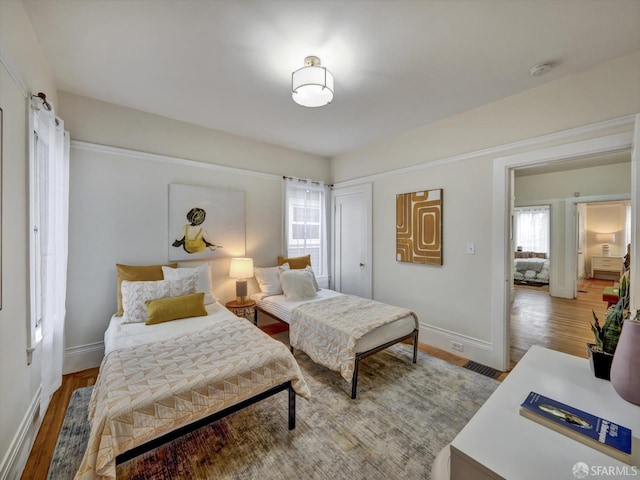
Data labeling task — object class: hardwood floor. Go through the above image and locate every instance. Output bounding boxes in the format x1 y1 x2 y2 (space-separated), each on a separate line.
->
22 281 610 478
21 368 98 480
509 278 613 368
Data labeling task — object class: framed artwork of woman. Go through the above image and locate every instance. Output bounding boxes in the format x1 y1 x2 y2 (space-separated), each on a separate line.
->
168 184 245 261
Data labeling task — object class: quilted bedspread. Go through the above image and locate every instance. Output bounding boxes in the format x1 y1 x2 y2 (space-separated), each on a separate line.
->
289 295 418 382
75 317 310 480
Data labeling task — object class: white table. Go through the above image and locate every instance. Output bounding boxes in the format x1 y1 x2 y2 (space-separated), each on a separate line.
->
449 346 640 480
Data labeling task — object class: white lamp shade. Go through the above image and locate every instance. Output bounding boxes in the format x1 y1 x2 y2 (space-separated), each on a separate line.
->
229 258 254 279
595 233 615 243
292 65 334 107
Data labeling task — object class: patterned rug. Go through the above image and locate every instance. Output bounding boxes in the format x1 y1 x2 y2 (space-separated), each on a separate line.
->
48 345 499 479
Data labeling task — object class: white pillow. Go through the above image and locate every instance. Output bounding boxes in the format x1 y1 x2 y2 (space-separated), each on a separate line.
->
280 269 318 301
121 276 198 323
162 264 216 304
254 263 290 297
303 265 320 291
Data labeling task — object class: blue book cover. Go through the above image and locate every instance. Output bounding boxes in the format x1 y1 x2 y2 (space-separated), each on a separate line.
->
520 391 632 456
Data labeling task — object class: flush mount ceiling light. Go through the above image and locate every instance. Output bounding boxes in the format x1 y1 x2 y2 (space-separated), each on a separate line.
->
291 56 334 107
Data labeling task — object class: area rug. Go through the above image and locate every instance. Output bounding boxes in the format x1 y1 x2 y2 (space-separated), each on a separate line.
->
48 346 499 479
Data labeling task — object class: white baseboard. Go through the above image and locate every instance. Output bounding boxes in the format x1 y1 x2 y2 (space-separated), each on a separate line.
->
419 323 496 369
0 386 42 480
64 342 104 374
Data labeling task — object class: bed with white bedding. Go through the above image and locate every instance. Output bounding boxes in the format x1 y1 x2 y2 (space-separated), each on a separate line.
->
76 302 310 480
513 252 550 285
252 289 419 399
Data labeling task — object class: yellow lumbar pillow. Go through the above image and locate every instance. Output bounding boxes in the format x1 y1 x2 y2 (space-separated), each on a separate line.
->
277 254 311 269
145 292 207 325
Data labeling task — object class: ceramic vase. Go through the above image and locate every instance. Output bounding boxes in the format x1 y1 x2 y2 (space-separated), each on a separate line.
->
610 319 640 405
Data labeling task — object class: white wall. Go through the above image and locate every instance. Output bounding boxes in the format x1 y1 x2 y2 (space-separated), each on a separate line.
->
331 51 640 365
58 91 330 180
586 202 629 266
0 1 58 478
514 162 631 295
515 162 631 203
59 93 330 373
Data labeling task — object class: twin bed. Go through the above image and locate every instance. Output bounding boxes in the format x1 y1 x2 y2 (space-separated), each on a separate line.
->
253 288 419 399
76 260 420 479
76 303 310 480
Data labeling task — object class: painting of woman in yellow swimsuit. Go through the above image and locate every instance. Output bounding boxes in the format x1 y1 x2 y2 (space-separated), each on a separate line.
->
168 183 245 261
172 207 222 254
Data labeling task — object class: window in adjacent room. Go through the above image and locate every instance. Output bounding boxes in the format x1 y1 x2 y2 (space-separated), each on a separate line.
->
514 205 550 254
283 177 330 287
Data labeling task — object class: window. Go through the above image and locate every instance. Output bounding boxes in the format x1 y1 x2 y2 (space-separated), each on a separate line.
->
284 177 329 287
514 205 550 254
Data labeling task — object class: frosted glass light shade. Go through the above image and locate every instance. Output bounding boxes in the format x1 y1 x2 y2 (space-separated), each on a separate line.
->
292 56 334 107
229 258 254 279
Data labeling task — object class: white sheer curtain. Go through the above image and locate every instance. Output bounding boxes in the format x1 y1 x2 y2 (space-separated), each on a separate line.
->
514 205 550 254
30 96 69 414
283 177 330 288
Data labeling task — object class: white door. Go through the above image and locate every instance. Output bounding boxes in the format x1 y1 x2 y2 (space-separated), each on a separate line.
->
509 169 515 302
332 183 372 298
576 203 587 293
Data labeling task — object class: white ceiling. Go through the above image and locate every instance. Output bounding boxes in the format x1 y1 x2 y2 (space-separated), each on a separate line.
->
22 0 640 157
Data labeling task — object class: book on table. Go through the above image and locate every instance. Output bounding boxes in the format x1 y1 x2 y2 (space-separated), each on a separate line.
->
519 391 633 464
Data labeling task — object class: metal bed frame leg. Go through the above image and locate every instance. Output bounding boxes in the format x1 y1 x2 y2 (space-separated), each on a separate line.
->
351 357 361 399
288 384 296 430
413 330 418 363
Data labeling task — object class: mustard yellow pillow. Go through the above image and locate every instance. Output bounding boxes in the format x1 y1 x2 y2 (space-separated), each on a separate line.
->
115 263 177 316
145 292 207 325
277 254 311 269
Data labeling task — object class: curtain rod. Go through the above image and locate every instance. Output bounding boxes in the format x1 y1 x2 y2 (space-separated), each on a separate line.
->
31 91 60 126
282 175 333 188
31 91 52 111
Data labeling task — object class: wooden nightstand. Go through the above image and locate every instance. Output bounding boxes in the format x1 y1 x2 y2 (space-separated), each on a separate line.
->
225 299 257 325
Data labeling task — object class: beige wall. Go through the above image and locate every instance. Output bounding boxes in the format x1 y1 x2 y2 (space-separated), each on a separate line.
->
0 1 58 477
331 51 640 362
586 203 629 261
515 162 631 204
514 161 631 297
60 93 330 372
59 92 331 181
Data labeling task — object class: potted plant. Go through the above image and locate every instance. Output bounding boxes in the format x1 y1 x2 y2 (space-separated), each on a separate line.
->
588 274 629 380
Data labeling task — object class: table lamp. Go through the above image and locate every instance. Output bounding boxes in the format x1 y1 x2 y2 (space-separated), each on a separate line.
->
595 233 615 256
229 258 254 303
